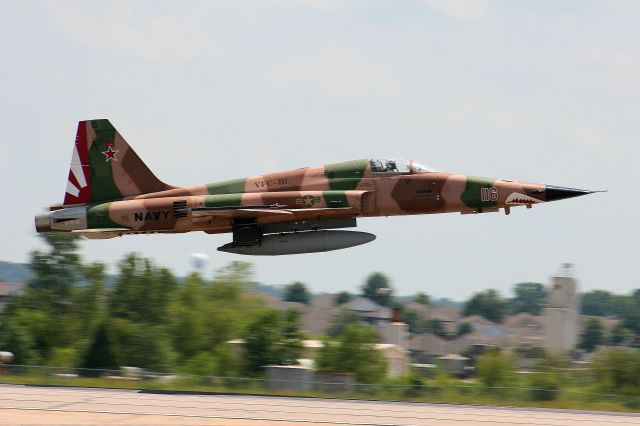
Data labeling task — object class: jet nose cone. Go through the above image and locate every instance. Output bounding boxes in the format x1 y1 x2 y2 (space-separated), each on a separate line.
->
545 185 595 202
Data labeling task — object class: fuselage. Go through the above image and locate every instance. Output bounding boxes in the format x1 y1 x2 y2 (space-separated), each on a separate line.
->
37 158 589 238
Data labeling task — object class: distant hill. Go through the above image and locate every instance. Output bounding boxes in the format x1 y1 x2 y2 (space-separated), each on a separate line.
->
0 260 463 309
0 260 289 295
254 283 286 298
0 261 118 287
0 261 31 283
432 298 464 310
396 294 463 310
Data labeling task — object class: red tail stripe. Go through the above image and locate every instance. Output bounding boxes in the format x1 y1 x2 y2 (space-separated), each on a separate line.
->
63 121 92 205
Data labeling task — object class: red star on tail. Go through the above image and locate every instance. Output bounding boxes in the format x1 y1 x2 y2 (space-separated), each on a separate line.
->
102 142 119 162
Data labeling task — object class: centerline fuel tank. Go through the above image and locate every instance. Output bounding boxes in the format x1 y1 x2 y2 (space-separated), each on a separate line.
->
217 230 376 256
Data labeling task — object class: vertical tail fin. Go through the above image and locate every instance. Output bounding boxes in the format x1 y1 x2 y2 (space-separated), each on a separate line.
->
63 119 173 206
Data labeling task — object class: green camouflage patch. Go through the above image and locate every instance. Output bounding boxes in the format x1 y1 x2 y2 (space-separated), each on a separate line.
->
204 194 244 208
87 202 128 229
323 191 350 208
206 178 247 195
325 159 368 190
461 176 497 209
89 120 124 202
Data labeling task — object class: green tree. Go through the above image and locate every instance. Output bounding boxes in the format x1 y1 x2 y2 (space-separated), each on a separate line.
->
579 318 605 352
528 355 566 401
108 318 177 372
456 322 473 337
608 323 633 346
361 272 393 307
476 349 514 388
622 290 640 336
243 308 303 375
316 324 387 383
8 308 52 361
2 235 108 364
414 292 431 306
402 309 423 334
81 322 118 375
593 348 640 395
510 282 546 315
111 254 177 325
213 261 255 292
27 233 82 312
334 291 352 305
168 266 262 363
463 289 508 323
47 347 78 370
211 343 241 377
284 282 311 304
529 372 561 401
179 345 241 381
137 326 178 372
280 309 305 365
205 262 263 348
424 318 447 338
8 233 88 360
169 273 209 358
580 290 634 317
69 262 107 343
180 351 217 383
0 321 38 365
327 308 362 337
581 290 615 316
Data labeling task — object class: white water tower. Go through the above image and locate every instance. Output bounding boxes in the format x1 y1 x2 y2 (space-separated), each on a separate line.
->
190 253 210 275
543 263 579 352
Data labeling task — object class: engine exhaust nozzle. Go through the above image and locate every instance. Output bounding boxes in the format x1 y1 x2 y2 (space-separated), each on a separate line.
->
34 213 52 233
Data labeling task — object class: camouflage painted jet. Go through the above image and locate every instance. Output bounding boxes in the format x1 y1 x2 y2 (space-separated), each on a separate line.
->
35 119 598 255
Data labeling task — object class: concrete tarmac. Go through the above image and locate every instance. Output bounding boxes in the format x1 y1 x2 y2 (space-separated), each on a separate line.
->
0 384 638 425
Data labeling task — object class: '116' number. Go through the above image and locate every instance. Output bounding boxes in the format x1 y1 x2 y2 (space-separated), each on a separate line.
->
481 187 498 202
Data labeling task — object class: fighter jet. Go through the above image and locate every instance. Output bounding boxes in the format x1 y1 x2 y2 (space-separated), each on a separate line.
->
35 119 599 255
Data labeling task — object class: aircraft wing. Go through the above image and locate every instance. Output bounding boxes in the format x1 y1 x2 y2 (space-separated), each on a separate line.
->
191 205 293 219
71 228 130 239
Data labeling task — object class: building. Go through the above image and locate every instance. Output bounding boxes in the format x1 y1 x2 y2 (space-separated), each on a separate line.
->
266 365 313 392
228 338 409 378
261 292 398 337
301 294 337 336
409 333 469 362
437 354 470 377
374 343 410 377
378 321 409 350
342 297 392 324
543 264 580 352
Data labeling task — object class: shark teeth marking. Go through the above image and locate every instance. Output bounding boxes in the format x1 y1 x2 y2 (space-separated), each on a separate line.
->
506 193 543 205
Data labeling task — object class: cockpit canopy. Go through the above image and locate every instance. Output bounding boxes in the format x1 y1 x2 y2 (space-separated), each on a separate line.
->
368 158 434 174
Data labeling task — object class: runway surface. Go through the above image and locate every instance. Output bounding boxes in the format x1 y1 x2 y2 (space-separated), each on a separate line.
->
0 384 638 425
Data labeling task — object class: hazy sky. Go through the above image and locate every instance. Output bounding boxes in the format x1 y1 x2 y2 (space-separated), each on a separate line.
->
1 0 639 300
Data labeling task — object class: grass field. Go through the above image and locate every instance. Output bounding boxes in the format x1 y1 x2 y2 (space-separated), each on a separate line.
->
1 371 638 413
